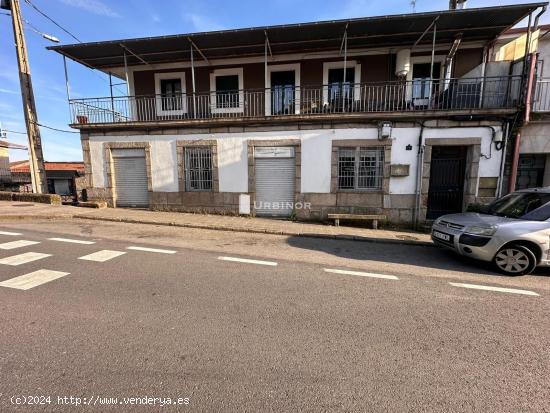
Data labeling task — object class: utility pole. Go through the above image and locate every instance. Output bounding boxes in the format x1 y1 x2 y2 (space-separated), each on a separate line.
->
2 0 47 193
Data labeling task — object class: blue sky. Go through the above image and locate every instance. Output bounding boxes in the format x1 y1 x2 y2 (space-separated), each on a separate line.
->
0 0 545 161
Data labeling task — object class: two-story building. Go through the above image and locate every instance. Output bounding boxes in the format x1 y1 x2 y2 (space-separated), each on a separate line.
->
49 3 545 226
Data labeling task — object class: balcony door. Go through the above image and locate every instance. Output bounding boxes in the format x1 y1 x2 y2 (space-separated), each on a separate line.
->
412 63 441 107
328 67 355 110
270 71 295 115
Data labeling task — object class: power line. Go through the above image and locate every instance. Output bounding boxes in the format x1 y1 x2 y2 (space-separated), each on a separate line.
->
4 123 79 134
1 11 58 42
23 0 80 42
18 2 127 95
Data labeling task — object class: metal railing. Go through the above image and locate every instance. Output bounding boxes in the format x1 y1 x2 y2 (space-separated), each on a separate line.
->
533 78 550 112
69 76 523 125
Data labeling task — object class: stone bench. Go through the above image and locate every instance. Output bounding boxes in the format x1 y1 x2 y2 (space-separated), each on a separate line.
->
327 213 387 229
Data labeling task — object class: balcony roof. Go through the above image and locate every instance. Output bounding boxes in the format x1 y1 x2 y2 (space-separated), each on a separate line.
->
48 3 546 70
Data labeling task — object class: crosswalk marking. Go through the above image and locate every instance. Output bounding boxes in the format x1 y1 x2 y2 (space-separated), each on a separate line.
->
78 250 126 262
217 256 278 266
0 240 40 250
0 269 69 290
0 231 23 236
449 282 539 296
48 237 95 245
127 246 176 254
0 252 51 266
324 268 399 280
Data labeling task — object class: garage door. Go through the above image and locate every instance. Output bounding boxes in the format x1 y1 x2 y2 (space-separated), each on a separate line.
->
112 149 149 207
254 147 295 217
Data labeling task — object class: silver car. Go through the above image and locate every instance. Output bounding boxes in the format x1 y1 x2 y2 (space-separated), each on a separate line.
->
431 188 550 275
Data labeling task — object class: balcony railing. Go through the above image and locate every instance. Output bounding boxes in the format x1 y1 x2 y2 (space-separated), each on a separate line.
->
70 76 523 125
533 78 550 112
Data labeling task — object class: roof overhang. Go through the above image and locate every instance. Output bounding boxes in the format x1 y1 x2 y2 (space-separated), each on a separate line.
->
48 2 547 71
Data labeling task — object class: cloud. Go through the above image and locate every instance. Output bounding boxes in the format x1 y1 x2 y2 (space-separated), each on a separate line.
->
57 0 120 18
182 13 224 32
0 88 18 95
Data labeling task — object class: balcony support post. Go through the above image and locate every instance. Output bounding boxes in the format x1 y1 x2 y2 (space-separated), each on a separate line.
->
264 31 272 117
340 23 349 112
109 72 115 123
62 55 72 121
190 45 196 119
429 21 437 109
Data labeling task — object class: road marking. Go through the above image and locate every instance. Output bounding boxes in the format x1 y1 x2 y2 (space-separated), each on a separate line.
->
0 240 40 250
127 246 177 254
0 231 22 236
218 256 278 266
78 250 126 262
0 252 51 266
48 237 95 245
449 282 540 296
0 269 69 290
324 268 399 280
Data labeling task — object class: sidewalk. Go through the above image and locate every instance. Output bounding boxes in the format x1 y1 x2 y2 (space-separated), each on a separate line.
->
0 201 433 246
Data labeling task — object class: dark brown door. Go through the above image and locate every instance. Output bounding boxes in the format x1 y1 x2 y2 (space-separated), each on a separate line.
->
427 146 467 220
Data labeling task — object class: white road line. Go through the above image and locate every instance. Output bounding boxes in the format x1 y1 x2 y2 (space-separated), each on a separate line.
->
324 268 399 280
78 250 126 262
0 231 22 236
0 252 51 266
449 282 540 296
127 246 177 254
218 256 278 266
0 240 40 250
0 269 69 290
48 237 95 245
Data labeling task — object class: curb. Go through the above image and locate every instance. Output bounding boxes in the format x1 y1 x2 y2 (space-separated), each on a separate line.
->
72 215 434 247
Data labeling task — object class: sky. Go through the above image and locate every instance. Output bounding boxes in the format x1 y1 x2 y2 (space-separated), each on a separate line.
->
0 0 546 162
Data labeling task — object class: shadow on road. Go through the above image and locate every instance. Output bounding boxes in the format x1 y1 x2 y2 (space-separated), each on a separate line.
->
286 235 550 278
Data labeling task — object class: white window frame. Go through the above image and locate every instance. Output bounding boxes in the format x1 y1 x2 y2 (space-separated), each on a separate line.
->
209 67 244 114
322 60 361 106
154 72 187 116
265 63 301 116
406 56 446 104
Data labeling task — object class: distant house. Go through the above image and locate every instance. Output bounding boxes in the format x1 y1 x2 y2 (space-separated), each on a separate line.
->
0 138 27 190
10 161 85 199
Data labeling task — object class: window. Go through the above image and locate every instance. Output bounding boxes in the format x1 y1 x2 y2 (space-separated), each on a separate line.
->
210 68 244 113
322 61 361 106
154 72 186 116
337 147 384 190
184 147 213 191
215 75 239 109
160 78 182 111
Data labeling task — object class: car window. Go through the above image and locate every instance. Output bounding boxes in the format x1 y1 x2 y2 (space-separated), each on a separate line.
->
487 193 550 219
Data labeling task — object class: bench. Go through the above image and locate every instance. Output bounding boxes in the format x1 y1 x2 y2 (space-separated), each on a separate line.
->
327 213 387 229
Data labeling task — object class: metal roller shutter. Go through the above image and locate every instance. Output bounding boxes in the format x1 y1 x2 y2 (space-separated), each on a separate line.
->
255 156 295 217
112 149 149 207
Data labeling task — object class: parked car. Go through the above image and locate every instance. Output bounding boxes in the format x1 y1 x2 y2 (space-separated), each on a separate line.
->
431 188 550 275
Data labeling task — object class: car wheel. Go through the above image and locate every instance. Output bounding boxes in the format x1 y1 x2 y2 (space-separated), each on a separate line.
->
493 244 537 276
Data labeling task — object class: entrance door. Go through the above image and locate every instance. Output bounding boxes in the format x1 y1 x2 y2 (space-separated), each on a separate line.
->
112 149 149 208
426 146 467 220
254 147 295 217
271 71 295 115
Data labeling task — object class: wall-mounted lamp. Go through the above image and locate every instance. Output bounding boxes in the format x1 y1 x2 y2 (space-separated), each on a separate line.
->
378 122 392 140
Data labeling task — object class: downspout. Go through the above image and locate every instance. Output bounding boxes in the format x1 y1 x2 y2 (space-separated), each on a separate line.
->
413 121 425 229
508 6 545 193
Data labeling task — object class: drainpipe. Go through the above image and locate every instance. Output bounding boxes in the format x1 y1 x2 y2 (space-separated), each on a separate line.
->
413 122 425 229
508 53 538 193
507 6 545 193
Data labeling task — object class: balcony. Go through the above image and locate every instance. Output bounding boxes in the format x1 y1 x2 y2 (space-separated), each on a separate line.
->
70 76 523 127
532 78 550 112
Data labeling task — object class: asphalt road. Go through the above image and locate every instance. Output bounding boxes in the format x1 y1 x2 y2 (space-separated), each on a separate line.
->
0 219 549 412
